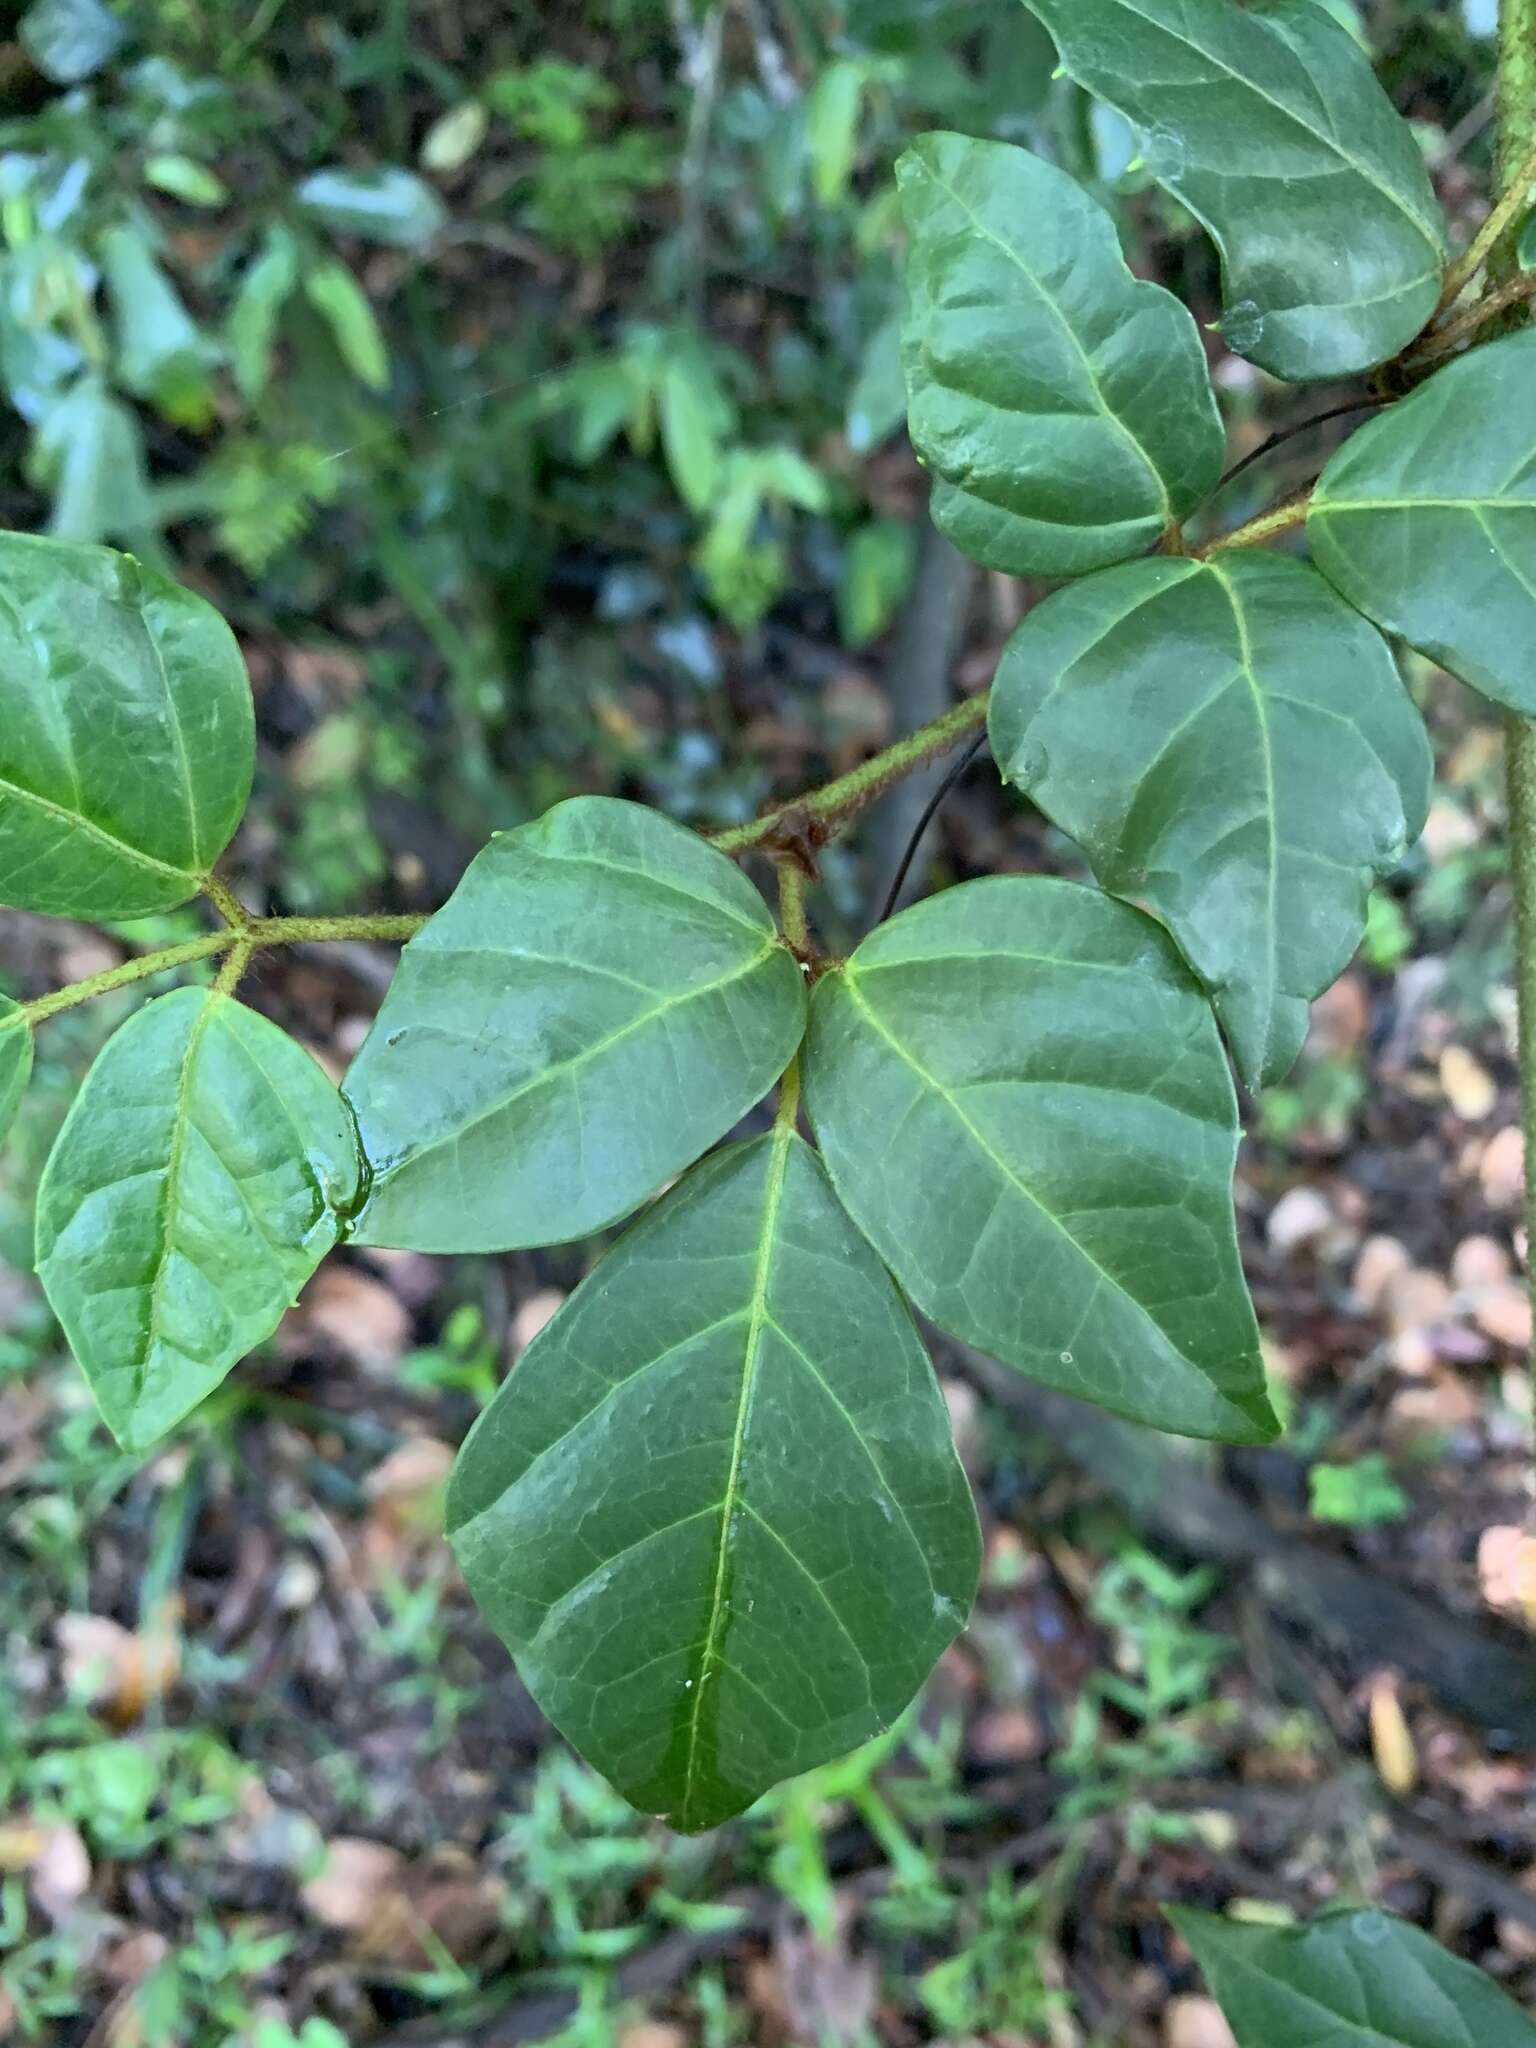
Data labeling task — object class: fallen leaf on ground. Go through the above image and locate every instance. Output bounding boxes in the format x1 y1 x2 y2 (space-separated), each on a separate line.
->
1481 1126 1527 1208
1452 1235 1513 1291
511 1287 566 1355
1351 1235 1411 1314
1440 1045 1498 1121
58 1607 180 1726
286 1264 412 1370
1367 1673 1418 1796
1479 1526 1536 1628
1473 1282 1533 1352
301 1837 408 1930
1165 1997 1238 2048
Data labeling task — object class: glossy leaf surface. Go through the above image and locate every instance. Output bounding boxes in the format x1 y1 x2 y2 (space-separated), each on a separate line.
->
1309 332 1536 713
1023 0 1446 382
0 536 254 918
36 989 362 1451
448 1126 980 1831
345 798 806 1253
803 879 1274 1445
1170 1906 1536 2048
898 132 1222 576
0 998 31 1146
990 553 1430 1089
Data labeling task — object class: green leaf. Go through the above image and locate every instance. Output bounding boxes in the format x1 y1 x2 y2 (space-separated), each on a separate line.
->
1170 1906 1536 2047
0 535 254 919
36 988 363 1452
344 797 806 1254
0 997 32 1147
802 879 1275 1445
846 314 906 457
989 554 1430 1089
100 224 214 422
1309 331 1536 714
660 359 722 513
806 61 865 207
19 0 124 83
227 227 300 403
1023 0 1446 382
898 132 1223 576
143 155 228 208
302 259 390 393
31 376 153 544
1520 208 1536 270
447 1123 980 1831
840 518 916 648
420 101 489 175
296 166 448 247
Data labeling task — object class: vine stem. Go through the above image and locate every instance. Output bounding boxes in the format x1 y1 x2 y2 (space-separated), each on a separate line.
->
11 913 427 1031
1405 267 1536 368
708 693 990 858
1200 489 1313 557
1498 0 1536 1449
1435 129 1536 314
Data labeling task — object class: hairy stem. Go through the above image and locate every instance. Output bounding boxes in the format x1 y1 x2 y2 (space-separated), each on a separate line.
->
1436 130 1536 313
1407 267 1536 368
17 914 428 1030
776 863 812 960
1201 489 1312 557
709 693 990 857
1499 0 1536 1449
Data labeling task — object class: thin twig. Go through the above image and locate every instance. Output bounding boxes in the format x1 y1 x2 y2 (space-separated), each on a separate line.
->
876 732 988 926
1215 398 1389 495
1405 267 1536 367
1435 131 1536 312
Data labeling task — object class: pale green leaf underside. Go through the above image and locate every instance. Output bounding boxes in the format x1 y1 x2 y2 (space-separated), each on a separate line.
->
0 533 254 919
898 131 1222 576
1169 1907 1536 2048
1309 331 1536 713
36 988 361 1451
0 996 32 1145
447 1128 980 1832
802 878 1275 1445
344 796 807 1254
989 552 1430 1089
1023 0 1446 382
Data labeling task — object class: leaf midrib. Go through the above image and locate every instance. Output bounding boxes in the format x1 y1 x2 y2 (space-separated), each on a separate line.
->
915 153 1174 526
680 1109 795 1826
137 991 221 1402
0 767 195 890
836 965 1244 1414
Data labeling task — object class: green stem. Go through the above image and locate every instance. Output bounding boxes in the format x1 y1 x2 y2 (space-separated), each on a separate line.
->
1501 0 1536 1451
776 862 812 959
709 694 990 858
1202 489 1312 557
1436 131 1536 313
19 933 235 1027
17 914 427 1030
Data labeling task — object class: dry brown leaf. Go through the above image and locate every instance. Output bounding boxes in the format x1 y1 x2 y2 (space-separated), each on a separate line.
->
1421 801 1481 863
970 1706 1045 1765
774 1909 878 2048
365 1437 453 1523
1165 1997 1238 2048
619 2027 690 2048
300 1837 408 1930
1389 1372 1481 1437
512 1287 566 1356
1473 1282 1533 1352
1440 1045 1498 1121
1351 1236 1411 1314
1481 1126 1527 1209
1452 1235 1513 1291
1478 1526 1536 1628
1498 1868 1536 1964
58 1607 180 1726
287 1265 411 1371
1306 972 1370 1059
1367 1674 1418 1797
31 1821 91 1919
1266 1187 1334 1255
